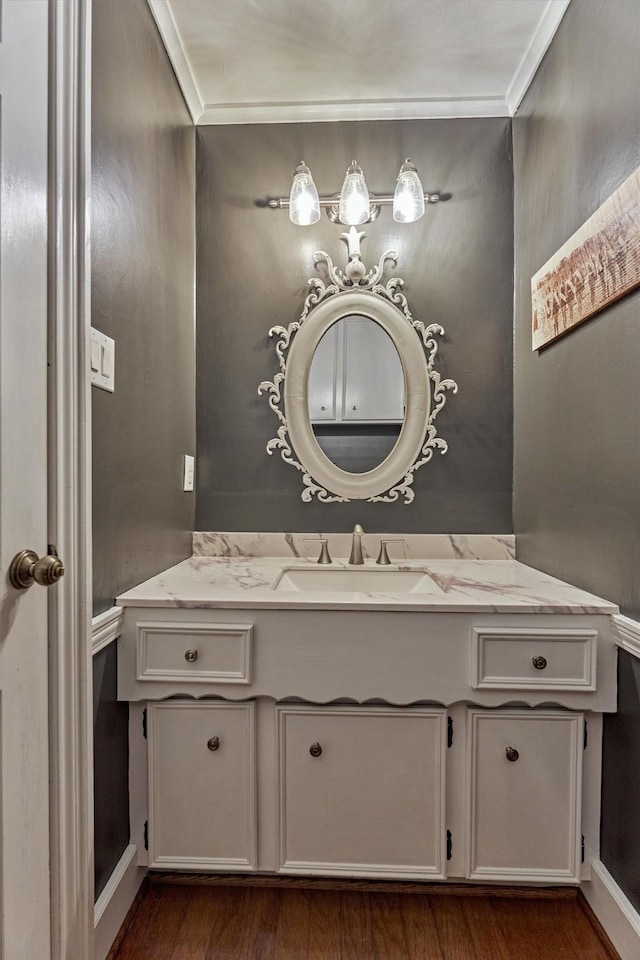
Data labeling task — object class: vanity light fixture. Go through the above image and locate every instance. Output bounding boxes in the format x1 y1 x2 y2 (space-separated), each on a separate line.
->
393 158 426 223
288 161 321 226
338 161 370 226
270 158 439 225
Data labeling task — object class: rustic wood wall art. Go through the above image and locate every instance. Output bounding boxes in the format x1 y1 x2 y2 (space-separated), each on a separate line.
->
531 166 640 350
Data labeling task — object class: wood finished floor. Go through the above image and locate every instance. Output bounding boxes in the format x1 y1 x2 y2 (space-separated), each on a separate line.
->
111 882 618 960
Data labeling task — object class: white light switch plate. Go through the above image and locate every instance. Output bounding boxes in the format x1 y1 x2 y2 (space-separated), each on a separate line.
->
90 327 115 392
183 455 195 492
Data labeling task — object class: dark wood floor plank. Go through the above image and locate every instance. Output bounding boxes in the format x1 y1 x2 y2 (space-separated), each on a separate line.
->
170 886 227 960
116 885 193 960
398 895 444 960
112 881 621 960
461 896 510 960
370 892 407 959
306 890 344 960
205 887 275 960
490 899 587 960
549 901 614 960
271 888 309 959
340 891 373 960
234 887 280 960
430 896 480 960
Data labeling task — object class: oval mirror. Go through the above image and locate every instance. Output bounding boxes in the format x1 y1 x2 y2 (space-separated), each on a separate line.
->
308 315 404 474
258 231 457 503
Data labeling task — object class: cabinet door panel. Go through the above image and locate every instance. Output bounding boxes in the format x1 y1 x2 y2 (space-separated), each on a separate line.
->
343 317 404 421
308 322 338 420
466 710 583 883
278 705 446 879
148 701 256 871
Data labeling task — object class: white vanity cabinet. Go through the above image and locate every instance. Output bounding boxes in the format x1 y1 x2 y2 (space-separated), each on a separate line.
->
465 709 584 883
146 701 257 872
118 603 617 887
277 705 446 879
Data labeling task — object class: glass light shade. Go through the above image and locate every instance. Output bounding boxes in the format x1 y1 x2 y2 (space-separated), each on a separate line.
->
289 161 320 225
393 158 426 223
338 161 370 225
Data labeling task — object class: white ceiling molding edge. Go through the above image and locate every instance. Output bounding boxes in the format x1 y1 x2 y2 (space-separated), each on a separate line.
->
506 0 572 116
148 0 571 126
197 97 511 126
147 0 204 122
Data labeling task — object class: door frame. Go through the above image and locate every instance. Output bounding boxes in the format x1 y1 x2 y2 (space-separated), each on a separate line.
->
48 0 94 955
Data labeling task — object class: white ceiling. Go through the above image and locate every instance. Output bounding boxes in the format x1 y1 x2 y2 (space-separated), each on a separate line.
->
148 0 571 124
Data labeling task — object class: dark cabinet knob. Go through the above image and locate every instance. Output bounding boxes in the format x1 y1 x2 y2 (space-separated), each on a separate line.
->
505 746 519 762
532 655 547 670
185 649 199 663
207 736 220 752
309 742 322 758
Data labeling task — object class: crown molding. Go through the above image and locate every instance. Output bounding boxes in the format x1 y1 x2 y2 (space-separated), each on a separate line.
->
506 0 572 116
147 0 204 123
198 97 511 126
150 0 570 126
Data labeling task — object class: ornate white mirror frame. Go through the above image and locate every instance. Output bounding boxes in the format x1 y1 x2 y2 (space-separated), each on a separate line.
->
258 228 458 503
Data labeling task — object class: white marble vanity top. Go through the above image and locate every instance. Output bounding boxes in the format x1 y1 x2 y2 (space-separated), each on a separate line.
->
116 550 617 615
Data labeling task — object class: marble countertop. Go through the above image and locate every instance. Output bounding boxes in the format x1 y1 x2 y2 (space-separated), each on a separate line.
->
116 554 617 615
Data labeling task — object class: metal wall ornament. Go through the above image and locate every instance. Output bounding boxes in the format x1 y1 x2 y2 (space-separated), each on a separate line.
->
258 228 458 503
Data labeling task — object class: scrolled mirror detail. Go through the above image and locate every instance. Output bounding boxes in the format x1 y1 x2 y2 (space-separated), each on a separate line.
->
258 228 458 503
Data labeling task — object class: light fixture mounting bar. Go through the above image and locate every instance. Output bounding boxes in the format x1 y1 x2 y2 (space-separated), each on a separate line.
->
267 191 439 224
267 192 440 209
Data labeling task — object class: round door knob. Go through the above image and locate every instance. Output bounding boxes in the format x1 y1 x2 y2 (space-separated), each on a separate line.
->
184 649 199 663
532 655 548 670
309 742 322 758
9 547 65 590
207 736 220 751
505 746 519 762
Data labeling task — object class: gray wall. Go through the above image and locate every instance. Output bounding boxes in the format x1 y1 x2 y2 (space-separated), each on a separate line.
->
93 644 129 899
91 0 196 900
92 0 196 616
513 0 640 908
196 119 514 533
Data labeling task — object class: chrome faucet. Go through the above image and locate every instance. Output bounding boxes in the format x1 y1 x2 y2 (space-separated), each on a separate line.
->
348 524 365 565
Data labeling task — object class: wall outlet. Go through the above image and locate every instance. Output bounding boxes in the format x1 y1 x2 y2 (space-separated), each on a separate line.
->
183 455 195 492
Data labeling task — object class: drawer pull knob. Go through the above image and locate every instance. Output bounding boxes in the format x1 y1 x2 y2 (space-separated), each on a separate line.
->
184 649 199 663
309 742 322 758
532 655 547 670
505 746 519 762
207 736 220 752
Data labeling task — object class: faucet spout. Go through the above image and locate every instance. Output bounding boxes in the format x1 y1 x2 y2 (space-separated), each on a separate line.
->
348 524 365 565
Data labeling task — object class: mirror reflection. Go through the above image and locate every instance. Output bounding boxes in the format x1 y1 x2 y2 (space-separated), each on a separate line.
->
307 315 405 473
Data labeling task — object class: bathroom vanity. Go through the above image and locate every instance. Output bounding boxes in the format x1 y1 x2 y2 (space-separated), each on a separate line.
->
117 533 617 888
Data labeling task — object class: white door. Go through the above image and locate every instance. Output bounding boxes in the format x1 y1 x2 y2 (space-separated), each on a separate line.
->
0 1 52 956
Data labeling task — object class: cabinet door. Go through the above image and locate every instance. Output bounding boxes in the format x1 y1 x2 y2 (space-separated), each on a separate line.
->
148 701 256 871
466 709 583 883
342 316 404 421
278 705 446 879
308 322 338 420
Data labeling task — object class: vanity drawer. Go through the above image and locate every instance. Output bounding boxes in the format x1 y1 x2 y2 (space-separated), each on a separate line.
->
136 621 252 684
471 628 596 691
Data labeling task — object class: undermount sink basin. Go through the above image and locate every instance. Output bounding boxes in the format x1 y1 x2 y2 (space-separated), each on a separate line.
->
272 567 444 594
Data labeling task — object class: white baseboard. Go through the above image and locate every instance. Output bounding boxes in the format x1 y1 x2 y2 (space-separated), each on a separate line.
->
581 860 640 960
94 844 145 960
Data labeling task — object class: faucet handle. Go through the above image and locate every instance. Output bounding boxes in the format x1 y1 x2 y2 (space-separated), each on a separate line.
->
376 539 405 565
303 538 332 564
